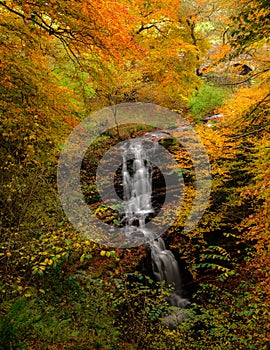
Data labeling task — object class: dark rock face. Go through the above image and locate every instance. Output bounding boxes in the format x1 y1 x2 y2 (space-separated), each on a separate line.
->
233 63 253 76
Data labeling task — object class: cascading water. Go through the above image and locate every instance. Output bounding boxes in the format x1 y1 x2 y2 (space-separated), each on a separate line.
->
122 141 153 235
121 139 190 327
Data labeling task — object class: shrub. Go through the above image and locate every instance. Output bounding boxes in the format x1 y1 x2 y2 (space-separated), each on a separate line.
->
0 273 120 350
188 84 231 121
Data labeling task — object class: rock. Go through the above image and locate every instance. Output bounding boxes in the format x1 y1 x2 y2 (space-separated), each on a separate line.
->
162 309 190 330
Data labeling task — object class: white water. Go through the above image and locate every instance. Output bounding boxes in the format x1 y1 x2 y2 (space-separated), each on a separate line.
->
121 139 190 320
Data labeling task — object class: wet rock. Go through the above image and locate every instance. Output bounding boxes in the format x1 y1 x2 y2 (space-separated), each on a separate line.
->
162 309 190 330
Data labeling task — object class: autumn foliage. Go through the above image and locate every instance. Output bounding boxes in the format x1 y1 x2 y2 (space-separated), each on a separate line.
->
0 0 269 349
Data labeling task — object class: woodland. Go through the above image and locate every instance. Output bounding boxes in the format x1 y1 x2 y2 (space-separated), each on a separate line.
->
0 0 269 349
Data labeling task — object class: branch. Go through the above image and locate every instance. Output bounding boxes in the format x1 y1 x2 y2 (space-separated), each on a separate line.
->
0 1 49 32
136 22 167 35
250 92 270 123
0 1 83 66
232 124 269 139
56 35 81 66
186 18 197 46
221 68 270 87
136 18 172 35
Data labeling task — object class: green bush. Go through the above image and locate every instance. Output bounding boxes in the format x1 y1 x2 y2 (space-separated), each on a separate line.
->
0 273 120 350
162 281 269 350
111 273 185 350
188 84 231 121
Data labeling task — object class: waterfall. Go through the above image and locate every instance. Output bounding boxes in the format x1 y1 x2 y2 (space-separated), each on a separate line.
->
121 139 190 327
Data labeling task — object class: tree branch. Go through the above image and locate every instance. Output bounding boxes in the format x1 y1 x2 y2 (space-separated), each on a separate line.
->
250 92 270 123
0 1 83 66
221 68 270 86
0 1 49 32
232 124 269 139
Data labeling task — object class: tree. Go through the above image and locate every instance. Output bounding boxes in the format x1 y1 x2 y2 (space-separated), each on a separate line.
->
0 0 136 63
89 0 208 111
230 0 270 51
